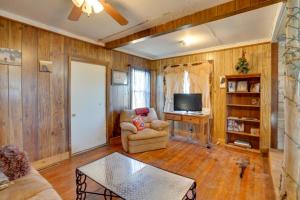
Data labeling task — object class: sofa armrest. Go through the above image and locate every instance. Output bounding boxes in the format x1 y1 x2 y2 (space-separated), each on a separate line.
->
120 122 137 134
150 120 169 131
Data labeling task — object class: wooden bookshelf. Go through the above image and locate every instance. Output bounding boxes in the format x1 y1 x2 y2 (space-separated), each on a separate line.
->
225 74 261 152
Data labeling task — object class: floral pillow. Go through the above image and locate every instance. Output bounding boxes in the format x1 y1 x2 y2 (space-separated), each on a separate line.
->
132 116 145 131
0 145 30 181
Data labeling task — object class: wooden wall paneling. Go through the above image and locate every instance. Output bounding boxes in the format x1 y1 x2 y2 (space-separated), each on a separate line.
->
49 33 66 156
22 25 39 161
0 64 9 146
150 70 157 109
8 21 22 50
0 18 9 146
37 30 52 159
0 18 8 48
8 66 23 148
271 43 278 148
261 44 272 152
215 50 226 143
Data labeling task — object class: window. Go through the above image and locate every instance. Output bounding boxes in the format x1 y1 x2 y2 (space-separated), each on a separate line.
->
131 68 151 109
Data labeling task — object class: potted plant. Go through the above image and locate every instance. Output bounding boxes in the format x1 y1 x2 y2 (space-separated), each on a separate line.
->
235 50 249 74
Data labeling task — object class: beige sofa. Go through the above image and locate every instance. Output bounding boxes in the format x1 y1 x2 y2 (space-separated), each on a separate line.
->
120 108 169 153
0 168 61 200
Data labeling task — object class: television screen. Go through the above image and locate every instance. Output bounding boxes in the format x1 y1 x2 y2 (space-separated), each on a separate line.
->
174 93 202 112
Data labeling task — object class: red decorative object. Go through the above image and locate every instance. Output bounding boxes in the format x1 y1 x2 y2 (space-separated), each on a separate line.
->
132 116 145 131
135 107 149 116
0 145 30 181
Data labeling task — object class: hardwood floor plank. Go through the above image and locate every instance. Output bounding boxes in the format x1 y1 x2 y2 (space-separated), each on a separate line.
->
40 141 275 200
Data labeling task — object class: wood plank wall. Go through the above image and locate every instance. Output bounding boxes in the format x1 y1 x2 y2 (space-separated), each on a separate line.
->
0 17 150 162
150 43 273 151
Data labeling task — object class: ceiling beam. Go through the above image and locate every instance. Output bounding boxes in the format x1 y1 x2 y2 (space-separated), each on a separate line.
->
105 0 284 49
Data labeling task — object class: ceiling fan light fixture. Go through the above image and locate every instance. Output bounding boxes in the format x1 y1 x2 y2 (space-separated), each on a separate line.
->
82 2 93 16
72 0 84 7
93 1 104 13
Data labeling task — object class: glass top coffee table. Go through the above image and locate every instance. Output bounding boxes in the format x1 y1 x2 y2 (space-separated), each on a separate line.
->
76 152 196 200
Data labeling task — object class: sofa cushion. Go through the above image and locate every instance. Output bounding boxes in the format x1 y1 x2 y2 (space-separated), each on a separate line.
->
28 188 61 200
0 168 61 200
128 129 168 141
151 120 169 131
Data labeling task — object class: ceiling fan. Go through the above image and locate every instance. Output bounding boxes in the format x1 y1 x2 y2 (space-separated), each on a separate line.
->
68 0 128 26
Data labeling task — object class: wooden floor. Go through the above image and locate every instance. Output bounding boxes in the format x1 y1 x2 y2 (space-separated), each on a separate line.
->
40 140 276 200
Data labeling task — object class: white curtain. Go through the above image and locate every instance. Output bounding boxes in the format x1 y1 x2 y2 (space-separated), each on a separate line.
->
131 68 150 109
164 66 185 112
163 62 212 113
186 62 212 110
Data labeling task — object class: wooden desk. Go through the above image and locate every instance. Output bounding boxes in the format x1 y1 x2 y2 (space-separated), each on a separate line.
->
164 111 210 145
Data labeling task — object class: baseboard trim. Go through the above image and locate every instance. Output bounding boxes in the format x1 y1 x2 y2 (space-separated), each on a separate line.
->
32 152 70 170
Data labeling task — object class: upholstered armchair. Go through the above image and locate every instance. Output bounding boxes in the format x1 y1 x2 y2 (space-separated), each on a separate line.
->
120 108 169 153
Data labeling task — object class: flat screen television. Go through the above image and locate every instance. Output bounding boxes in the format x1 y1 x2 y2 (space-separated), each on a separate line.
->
174 93 202 112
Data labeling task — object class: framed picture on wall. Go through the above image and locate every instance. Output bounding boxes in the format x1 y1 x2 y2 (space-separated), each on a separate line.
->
112 70 128 85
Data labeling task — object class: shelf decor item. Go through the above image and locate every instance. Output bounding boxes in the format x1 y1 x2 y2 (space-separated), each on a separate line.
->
237 81 248 92
235 50 249 74
250 82 260 93
228 81 236 92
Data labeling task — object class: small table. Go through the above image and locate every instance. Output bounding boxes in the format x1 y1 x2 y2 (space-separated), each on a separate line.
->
164 111 210 146
76 152 196 200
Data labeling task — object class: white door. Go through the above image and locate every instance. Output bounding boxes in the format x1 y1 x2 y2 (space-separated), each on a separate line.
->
71 61 106 154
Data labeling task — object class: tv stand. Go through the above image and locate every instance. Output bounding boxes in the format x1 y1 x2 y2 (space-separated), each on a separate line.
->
164 111 211 147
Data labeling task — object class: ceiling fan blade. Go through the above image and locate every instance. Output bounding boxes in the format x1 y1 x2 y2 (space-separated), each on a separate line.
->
99 0 128 25
68 5 82 21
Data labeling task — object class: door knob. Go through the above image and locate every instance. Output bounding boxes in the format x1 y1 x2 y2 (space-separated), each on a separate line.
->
72 113 76 117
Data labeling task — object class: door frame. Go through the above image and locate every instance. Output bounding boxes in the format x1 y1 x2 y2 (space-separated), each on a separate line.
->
68 56 110 156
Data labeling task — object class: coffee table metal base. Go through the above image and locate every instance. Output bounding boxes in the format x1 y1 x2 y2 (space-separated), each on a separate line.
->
76 169 197 200
76 169 123 200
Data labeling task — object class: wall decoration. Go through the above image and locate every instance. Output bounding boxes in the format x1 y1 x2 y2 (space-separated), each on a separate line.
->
0 48 21 66
39 60 54 72
235 50 249 74
112 70 128 85
220 76 226 88
236 81 248 92
228 81 236 92
250 82 260 93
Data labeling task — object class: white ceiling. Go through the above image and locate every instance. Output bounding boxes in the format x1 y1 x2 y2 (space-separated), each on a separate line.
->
117 3 283 59
0 0 230 44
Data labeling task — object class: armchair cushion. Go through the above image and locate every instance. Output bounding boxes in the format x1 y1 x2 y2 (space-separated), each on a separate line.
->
128 128 168 141
151 120 169 131
120 122 137 134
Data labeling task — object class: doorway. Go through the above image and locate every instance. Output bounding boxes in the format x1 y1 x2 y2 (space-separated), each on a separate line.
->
70 60 107 154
